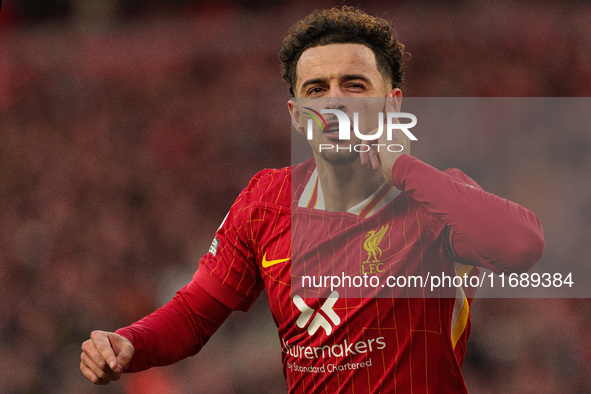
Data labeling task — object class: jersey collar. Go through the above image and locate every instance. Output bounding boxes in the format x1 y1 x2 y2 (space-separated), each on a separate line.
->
297 167 400 217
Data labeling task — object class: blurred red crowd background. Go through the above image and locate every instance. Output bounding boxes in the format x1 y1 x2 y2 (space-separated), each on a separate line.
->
1 1 590 393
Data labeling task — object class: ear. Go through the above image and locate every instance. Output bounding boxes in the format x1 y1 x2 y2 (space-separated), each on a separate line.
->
288 99 306 135
386 88 402 112
385 88 410 155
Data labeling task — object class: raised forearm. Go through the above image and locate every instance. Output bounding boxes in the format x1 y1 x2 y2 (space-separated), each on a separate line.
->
391 154 544 273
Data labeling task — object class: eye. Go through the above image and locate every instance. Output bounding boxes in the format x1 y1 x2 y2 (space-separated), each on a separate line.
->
347 83 367 91
306 86 325 96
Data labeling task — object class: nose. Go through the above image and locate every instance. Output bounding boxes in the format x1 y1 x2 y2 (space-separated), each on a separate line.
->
326 86 346 111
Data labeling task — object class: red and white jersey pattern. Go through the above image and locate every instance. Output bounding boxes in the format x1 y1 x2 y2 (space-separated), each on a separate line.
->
117 153 543 392
195 156 486 393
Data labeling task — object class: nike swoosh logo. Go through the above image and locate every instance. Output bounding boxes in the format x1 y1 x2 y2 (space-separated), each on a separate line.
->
262 252 290 268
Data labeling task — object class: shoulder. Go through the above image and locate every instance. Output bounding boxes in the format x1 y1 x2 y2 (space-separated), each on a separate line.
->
239 159 316 209
237 166 292 209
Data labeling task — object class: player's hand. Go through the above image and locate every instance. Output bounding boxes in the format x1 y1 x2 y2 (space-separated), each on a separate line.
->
80 330 134 385
359 93 409 184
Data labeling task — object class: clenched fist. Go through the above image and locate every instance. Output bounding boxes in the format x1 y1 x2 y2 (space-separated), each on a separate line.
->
80 330 134 385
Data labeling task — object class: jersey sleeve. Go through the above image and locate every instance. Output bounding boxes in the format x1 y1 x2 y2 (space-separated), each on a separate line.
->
390 154 545 273
116 280 232 372
194 171 271 311
115 169 285 372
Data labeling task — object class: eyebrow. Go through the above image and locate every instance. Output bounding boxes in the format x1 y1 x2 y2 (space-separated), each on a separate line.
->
299 78 327 93
299 74 373 94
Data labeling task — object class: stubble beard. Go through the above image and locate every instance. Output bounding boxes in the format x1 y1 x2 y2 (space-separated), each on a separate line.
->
317 145 359 166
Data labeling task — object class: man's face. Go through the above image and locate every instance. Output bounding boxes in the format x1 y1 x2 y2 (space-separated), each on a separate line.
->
289 43 398 166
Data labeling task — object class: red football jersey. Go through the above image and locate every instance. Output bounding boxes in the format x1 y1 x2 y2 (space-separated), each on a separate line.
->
119 154 544 393
195 156 485 393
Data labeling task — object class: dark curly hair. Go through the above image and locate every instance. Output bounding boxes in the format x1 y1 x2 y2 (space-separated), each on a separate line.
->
280 6 406 96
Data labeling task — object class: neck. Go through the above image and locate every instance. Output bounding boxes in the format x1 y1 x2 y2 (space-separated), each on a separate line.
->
315 156 384 212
